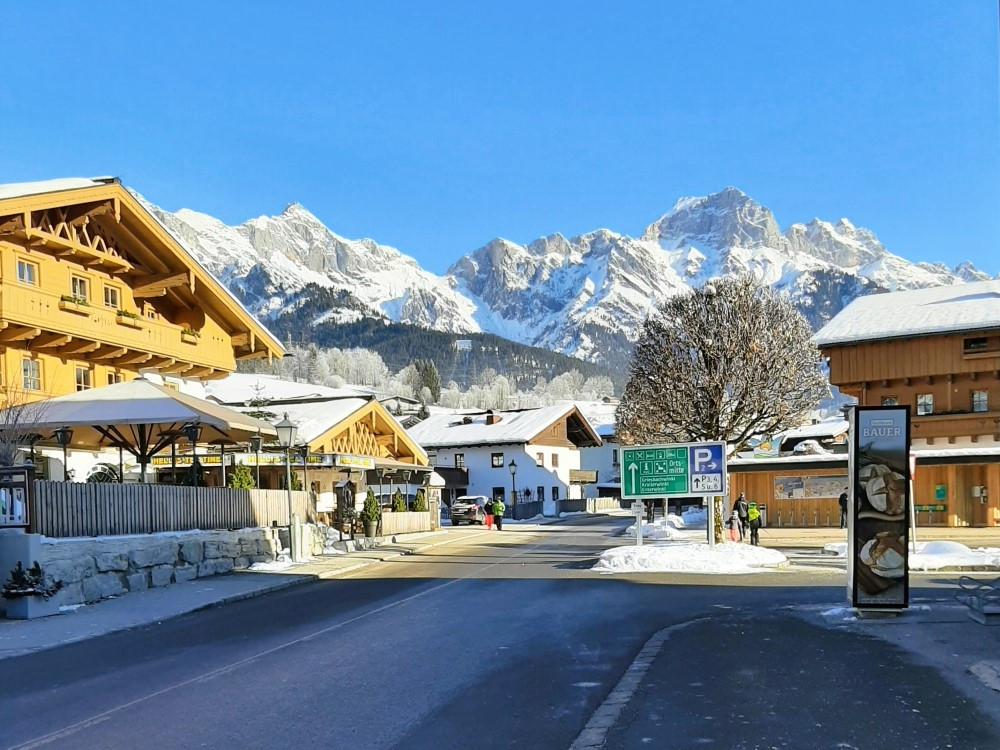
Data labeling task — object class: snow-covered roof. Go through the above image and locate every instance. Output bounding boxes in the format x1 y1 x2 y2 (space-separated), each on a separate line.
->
406 404 601 449
779 418 849 442
205 373 372 405
0 176 116 201
814 280 1000 347
911 446 1000 460
574 400 618 437
227 397 371 444
728 453 847 466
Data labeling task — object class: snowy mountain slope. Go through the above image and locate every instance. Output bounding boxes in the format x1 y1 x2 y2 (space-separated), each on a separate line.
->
138 188 993 366
143 199 482 333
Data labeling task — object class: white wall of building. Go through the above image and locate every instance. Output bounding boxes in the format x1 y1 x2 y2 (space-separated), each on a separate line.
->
431 443 584 502
579 438 620 499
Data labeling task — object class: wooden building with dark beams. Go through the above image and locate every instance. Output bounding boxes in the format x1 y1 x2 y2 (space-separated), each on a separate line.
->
814 280 1000 527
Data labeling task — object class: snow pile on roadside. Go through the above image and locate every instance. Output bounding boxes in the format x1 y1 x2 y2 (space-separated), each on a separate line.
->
823 540 1000 570
248 560 295 572
559 511 588 518
910 541 1000 570
593 541 787 575
666 513 687 529
681 507 708 529
627 521 681 540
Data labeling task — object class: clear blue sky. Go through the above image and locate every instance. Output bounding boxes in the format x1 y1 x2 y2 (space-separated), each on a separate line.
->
3 2 999 274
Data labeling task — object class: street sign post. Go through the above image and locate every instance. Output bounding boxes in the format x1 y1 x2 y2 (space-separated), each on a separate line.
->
623 442 728 548
622 442 727 499
631 501 644 547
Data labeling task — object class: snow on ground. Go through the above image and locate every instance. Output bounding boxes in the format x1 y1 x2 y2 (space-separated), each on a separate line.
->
910 541 1000 570
593 541 787 575
248 560 295 572
824 540 1000 569
627 509 709 540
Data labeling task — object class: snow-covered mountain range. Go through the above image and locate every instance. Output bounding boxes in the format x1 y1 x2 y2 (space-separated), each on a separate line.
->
141 187 994 365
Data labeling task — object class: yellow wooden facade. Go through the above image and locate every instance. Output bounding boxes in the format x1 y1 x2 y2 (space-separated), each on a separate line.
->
0 178 283 401
308 400 426 466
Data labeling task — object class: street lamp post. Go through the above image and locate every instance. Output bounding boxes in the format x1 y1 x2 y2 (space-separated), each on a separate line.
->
401 469 412 510
53 426 73 481
508 459 517 507
298 445 310 496
275 413 299 562
249 432 263 488
184 422 202 487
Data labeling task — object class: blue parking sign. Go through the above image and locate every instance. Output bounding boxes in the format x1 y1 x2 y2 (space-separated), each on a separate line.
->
688 443 725 494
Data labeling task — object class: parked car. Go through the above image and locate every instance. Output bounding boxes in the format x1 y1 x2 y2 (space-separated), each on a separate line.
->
450 495 491 525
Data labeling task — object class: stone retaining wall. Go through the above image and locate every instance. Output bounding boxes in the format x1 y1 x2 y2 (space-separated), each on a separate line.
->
37 528 282 608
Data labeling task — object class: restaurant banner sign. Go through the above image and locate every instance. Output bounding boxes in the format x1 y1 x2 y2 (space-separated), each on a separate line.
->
848 406 910 611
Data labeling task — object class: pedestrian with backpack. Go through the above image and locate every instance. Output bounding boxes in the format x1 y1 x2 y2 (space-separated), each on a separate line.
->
747 501 762 546
734 492 749 541
493 497 505 531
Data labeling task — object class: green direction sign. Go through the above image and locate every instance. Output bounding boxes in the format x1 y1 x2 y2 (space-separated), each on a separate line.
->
622 442 728 499
622 445 690 498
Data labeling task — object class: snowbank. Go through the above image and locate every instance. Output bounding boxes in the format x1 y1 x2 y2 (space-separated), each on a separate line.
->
910 541 1000 570
823 540 1000 570
681 507 708 529
593 542 787 575
627 521 682 540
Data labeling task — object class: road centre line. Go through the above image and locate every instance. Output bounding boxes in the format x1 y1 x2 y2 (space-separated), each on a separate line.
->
3 527 563 750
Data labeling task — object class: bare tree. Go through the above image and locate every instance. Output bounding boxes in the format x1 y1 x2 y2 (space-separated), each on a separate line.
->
616 276 828 454
0 386 49 467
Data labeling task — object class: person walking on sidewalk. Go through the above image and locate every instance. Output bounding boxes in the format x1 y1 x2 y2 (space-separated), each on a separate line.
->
747 501 762 546
734 492 749 541
838 487 849 529
483 499 494 530
493 497 505 531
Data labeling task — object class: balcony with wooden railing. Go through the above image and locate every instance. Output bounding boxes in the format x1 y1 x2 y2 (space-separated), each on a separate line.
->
0 281 234 376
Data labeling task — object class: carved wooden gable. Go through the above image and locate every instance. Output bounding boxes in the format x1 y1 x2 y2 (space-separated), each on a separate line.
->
328 419 388 458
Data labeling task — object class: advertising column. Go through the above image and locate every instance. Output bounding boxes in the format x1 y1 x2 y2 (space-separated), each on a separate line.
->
849 406 910 611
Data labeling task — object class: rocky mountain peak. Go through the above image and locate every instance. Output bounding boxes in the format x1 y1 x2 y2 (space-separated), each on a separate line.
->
642 187 783 251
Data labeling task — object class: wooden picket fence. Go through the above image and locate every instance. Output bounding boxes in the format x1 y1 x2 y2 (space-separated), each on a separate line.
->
28 481 312 538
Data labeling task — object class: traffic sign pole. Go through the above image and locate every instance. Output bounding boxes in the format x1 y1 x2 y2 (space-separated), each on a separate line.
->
631 501 644 547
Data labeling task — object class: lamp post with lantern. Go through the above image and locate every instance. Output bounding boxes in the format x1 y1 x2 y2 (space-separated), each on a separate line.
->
274 413 299 562
248 431 263 488
184 422 202 487
53 426 73 481
508 459 517 509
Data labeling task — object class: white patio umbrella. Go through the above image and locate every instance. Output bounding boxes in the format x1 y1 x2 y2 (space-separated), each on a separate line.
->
5 379 277 482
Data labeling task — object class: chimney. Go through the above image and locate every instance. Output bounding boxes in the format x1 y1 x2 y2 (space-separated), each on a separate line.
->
486 410 502 426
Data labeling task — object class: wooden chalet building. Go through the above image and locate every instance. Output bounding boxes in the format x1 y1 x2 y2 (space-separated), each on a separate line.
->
205 374 429 513
814 280 1000 527
0 177 283 402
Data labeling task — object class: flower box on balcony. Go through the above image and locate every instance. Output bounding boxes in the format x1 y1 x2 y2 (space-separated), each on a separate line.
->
58 296 91 315
180 328 201 344
115 311 143 329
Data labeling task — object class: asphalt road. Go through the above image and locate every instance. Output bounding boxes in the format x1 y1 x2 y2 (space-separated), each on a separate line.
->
0 516 996 750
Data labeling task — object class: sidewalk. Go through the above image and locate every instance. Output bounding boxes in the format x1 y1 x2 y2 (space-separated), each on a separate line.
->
591 601 1000 750
757 526 1000 549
